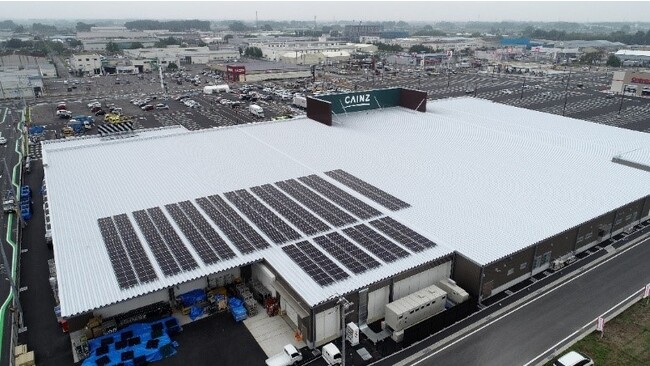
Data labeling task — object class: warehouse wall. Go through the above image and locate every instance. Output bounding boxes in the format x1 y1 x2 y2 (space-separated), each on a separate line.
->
481 246 535 299
642 196 650 221
93 290 169 319
392 261 452 301
535 227 579 265
611 198 645 233
451 253 482 299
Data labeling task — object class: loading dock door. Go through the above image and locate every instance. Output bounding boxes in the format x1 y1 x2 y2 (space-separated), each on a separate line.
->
315 306 340 346
367 286 390 324
281 297 299 328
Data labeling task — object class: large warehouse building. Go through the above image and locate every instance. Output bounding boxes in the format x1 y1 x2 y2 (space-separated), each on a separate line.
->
42 91 650 356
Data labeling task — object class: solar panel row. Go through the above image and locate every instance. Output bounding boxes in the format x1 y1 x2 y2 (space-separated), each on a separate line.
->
298 175 382 220
196 197 257 254
343 224 410 263
177 201 237 260
166 203 221 265
224 190 300 244
313 232 380 274
282 244 334 286
97 217 139 289
369 217 437 252
132 210 181 277
276 179 356 227
207 195 270 250
295 241 349 281
147 207 199 271
251 184 330 235
325 169 410 211
112 214 158 284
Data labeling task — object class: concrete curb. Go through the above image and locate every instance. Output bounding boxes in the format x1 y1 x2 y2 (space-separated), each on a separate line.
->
388 231 650 366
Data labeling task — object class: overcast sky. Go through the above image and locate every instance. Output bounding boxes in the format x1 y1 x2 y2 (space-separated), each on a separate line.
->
4 1 650 22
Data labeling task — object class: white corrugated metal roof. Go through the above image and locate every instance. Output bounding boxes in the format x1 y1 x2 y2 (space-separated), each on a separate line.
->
615 49 650 57
43 98 650 317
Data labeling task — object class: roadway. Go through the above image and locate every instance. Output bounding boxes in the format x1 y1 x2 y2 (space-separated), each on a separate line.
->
388 233 650 366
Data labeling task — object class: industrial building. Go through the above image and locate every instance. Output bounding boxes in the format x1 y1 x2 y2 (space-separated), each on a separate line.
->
77 26 158 51
247 39 377 65
209 59 311 82
41 91 650 359
123 47 239 68
69 53 102 76
0 55 54 99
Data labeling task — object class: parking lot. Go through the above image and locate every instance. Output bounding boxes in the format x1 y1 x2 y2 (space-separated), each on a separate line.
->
17 64 650 366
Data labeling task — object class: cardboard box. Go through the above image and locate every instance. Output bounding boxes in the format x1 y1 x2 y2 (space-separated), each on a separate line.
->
14 344 27 356
16 350 35 366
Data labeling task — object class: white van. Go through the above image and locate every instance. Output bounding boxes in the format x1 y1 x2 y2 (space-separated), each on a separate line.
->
322 343 341 365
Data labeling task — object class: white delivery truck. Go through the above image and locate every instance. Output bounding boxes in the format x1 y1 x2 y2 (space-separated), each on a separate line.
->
249 104 264 118
292 95 307 109
322 343 342 365
215 84 230 93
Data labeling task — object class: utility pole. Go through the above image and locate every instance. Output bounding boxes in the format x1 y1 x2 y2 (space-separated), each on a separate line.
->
520 76 526 100
618 84 627 117
562 67 571 116
338 296 353 366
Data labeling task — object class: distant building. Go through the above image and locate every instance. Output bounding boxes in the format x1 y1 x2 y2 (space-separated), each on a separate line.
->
69 53 102 76
500 37 530 47
344 25 382 41
380 31 409 39
611 70 650 97
123 47 239 71
614 49 650 67
77 27 158 51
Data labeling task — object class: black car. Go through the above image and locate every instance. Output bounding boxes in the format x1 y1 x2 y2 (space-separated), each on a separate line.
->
95 110 106 116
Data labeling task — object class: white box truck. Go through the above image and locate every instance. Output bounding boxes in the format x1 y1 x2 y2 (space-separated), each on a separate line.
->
384 284 447 332
249 104 264 118
292 95 307 109
204 84 230 94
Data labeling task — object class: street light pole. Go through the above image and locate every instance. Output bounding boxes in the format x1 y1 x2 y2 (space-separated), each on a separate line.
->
338 296 353 366
520 76 526 100
562 67 572 116
618 84 626 117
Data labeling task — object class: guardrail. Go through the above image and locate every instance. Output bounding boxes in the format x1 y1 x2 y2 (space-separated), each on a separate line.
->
0 107 26 366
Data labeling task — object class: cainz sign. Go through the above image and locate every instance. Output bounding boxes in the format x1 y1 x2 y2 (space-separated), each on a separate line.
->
316 88 401 114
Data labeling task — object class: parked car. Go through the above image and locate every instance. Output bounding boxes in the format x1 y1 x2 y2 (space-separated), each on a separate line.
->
141 104 154 111
95 109 106 116
155 103 169 110
0 137 7 145
553 351 593 366
91 106 102 113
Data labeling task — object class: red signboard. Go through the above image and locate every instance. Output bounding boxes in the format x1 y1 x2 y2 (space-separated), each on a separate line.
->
630 77 650 85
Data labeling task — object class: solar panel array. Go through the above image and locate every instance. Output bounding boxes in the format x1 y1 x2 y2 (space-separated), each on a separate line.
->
251 184 330 235
313 232 380 274
147 207 199 271
97 217 139 289
166 203 220 265
282 240 349 286
276 179 356 227
177 201 237 260
369 217 437 252
325 169 410 211
224 190 301 244
343 224 410 263
298 175 382 220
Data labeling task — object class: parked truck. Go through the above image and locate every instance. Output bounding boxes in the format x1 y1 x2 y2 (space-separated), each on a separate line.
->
203 84 230 94
249 104 264 118
265 344 303 366
292 95 307 109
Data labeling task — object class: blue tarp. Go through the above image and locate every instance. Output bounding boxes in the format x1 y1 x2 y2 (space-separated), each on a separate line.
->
189 306 204 321
28 125 45 135
82 317 181 366
228 297 247 322
177 289 206 307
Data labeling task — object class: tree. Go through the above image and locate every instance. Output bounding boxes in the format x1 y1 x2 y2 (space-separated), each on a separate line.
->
223 34 233 44
229 21 248 32
330 30 341 37
76 22 94 32
5 38 24 49
261 24 272 31
106 41 120 53
167 62 178 71
129 42 145 49
606 54 621 67
197 40 207 47
154 36 181 48
374 42 402 52
408 44 435 54
14 25 25 33
244 46 263 58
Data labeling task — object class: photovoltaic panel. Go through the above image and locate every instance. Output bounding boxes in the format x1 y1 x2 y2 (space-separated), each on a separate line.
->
224 190 300 244
166 203 221 265
251 184 330 235
369 217 437 252
196 197 257 255
313 233 379 274
147 207 199 271
132 210 181 276
343 224 410 263
276 179 355 227
295 241 349 281
325 169 410 211
97 217 139 289
207 195 270 250
112 214 158 283
178 201 236 260
282 243 334 286
298 175 382 219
